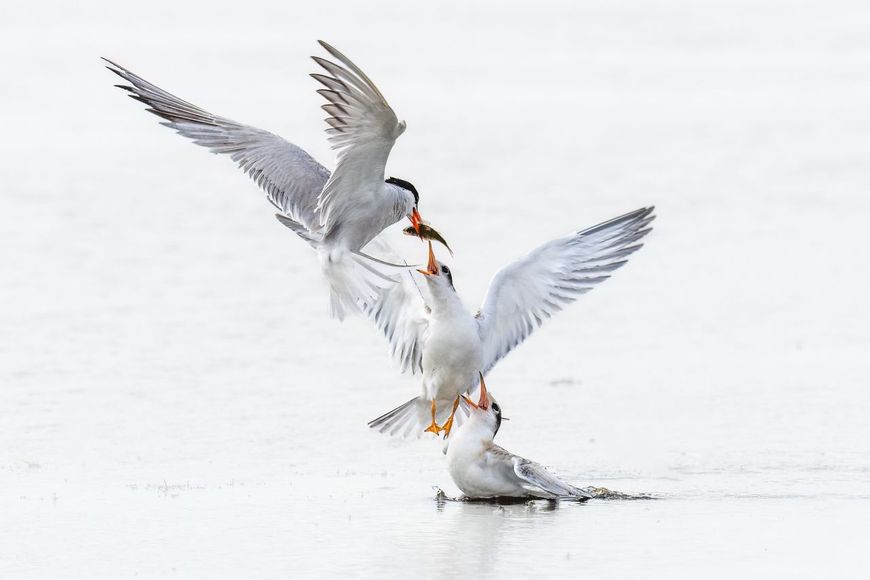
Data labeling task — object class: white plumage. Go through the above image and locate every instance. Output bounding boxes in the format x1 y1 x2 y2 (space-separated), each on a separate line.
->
368 206 655 437
446 378 592 499
104 40 424 320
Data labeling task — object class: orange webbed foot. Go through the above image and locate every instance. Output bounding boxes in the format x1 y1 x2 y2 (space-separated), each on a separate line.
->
441 396 462 439
423 399 443 435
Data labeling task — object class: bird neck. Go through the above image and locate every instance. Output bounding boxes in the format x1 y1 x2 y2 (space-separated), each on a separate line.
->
463 413 496 442
386 184 415 220
428 283 465 315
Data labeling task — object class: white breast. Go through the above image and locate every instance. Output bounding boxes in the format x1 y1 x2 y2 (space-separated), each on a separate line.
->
447 423 526 498
421 311 483 402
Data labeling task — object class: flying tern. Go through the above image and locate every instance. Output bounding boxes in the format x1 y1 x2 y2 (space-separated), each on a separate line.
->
447 374 592 500
367 206 655 437
104 41 448 319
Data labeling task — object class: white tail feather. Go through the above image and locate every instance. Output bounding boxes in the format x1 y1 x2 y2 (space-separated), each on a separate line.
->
273 214 402 320
368 396 472 439
320 248 397 320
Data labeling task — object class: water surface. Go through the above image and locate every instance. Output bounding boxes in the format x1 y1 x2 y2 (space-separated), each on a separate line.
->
2 0 870 577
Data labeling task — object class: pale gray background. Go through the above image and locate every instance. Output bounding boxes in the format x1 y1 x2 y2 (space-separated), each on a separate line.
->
2 0 869 578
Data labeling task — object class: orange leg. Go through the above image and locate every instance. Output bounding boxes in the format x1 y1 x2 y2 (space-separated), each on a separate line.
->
441 396 462 439
424 399 442 434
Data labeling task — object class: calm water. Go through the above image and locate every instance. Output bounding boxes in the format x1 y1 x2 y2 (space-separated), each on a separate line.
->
3 0 870 577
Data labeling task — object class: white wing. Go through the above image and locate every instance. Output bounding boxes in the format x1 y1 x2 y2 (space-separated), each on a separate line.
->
361 238 429 374
311 41 406 236
104 58 329 231
476 207 655 373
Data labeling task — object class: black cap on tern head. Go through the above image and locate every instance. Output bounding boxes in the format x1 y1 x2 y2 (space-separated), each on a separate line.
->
386 176 419 205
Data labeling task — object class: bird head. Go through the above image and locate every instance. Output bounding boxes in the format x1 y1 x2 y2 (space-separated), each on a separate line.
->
385 176 422 235
388 176 452 253
462 373 505 438
417 242 455 291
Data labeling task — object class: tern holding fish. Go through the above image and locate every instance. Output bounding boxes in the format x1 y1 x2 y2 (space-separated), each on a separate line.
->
101 39 656 499
368 206 655 437
403 223 453 255
105 41 449 319
447 374 592 500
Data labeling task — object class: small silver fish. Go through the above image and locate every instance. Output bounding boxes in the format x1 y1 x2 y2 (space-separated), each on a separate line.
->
403 223 453 256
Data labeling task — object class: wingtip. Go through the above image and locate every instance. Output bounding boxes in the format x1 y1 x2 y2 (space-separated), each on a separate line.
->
310 55 338 75
101 56 124 71
317 40 344 60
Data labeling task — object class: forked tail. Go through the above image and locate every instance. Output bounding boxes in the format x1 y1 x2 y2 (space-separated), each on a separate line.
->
321 249 397 321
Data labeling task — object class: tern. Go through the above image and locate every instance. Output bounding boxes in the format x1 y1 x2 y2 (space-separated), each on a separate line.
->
447 374 592 500
104 41 447 319
367 206 655 437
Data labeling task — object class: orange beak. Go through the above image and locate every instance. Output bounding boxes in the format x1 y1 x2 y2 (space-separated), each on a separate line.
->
462 373 489 410
409 207 422 235
477 372 489 410
416 241 438 276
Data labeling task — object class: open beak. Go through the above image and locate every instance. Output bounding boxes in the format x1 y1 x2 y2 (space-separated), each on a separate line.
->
416 241 439 276
409 207 422 235
461 373 489 410
477 372 489 410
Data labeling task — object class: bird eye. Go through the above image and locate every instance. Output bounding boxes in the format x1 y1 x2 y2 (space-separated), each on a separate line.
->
492 403 500 415
441 265 450 274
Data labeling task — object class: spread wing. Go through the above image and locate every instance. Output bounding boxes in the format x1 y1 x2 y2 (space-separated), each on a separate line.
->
513 457 592 499
362 238 429 374
476 207 655 373
311 41 406 236
103 58 329 231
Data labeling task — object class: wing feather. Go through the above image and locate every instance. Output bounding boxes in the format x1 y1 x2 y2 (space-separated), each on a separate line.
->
513 458 592 499
476 207 655 373
310 41 406 236
103 58 329 231
361 238 429 374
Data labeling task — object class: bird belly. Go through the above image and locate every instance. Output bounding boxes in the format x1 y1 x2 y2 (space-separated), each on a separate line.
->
421 319 483 402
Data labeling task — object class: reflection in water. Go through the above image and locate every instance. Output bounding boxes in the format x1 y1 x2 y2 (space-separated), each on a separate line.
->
434 486 655 506
426 487 579 574
421 486 657 573
434 487 565 509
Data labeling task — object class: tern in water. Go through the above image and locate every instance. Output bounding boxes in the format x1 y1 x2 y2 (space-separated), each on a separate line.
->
447 374 592 500
104 41 448 319
367 206 655 437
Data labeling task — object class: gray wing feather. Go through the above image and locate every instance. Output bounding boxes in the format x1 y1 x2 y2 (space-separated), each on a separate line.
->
476 206 655 373
274 214 322 248
365 277 427 374
513 458 592 499
360 238 428 374
309 41 406 235
103 58 330 231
